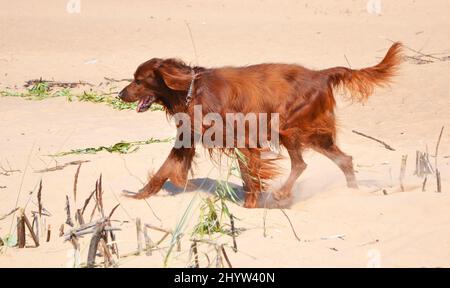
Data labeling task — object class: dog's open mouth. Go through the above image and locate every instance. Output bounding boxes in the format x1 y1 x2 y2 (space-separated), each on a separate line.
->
136 96 154 113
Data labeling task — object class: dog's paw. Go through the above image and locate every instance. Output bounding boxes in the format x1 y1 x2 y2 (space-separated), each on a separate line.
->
122 189 150 199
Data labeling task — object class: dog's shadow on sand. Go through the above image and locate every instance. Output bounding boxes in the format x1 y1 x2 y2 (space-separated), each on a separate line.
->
161 178 291 209
162 177 244 197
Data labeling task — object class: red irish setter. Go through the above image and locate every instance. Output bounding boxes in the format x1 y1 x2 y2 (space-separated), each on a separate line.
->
119 42 402 208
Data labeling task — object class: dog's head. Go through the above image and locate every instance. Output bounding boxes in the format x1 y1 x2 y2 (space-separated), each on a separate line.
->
118 58 194 113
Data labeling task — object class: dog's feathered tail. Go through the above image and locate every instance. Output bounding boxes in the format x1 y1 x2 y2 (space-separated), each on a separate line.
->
322 42 403 102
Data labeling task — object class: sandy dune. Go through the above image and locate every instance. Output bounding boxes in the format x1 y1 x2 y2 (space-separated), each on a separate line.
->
1 0 450 267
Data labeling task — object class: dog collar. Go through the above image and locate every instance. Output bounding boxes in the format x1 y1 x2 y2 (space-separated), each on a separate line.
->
186 70 196 106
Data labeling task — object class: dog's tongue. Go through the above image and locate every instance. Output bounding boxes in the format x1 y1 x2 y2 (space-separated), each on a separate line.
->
137 98 145 112
137 96 150 113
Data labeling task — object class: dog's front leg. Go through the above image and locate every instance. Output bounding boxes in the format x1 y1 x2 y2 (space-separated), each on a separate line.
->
130 147 195 199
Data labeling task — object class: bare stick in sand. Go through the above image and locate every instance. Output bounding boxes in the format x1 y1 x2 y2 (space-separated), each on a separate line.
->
143 226 152 256
135 217 143 255
414 151 419 176
215 245 223 268
37 179 43 239
0 161 20 176
0 207 19 221
75 209 85 226
434 126 444 168
434 126 444 193
23 213 39 247
352 130 395 151
32 214 39 241
94 175 105 218
37 180 43 218
436 170 442 193
81 189 96 216
109 230 119 257
46 224 51 242
70 236 80 268
155 232 171 246
422 176 428 192
17 215 26 248
190 241 199 268
59 224 65 237
221 245 233 268
87 222 106 268
176 235 182 252
145 224 172 234
99 238 115 267
278 206 301 242
65 195 74 227
73 163 82 204
107 204 120 220
399 155 408 192
230 213 238 252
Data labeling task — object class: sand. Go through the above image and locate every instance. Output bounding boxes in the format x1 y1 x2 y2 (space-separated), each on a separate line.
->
1 0 450 267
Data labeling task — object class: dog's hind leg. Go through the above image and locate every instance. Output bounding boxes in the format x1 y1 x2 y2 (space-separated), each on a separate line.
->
311 134 358 188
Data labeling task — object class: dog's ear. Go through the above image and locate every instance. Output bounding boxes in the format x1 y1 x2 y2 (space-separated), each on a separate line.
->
157 59 192 91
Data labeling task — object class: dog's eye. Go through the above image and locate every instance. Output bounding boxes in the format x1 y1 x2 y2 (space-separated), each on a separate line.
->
135 80 141 85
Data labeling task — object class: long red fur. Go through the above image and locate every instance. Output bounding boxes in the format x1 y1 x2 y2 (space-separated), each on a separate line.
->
119 42 403 208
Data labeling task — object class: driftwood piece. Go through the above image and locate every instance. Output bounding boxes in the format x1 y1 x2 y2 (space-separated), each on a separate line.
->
99 238 115 267
70 236 81 268
87 222 107 268
352 130 395 151
63 217 112 241
109 230 119 257
23 213 39 247
64 226 120 241
17 215 26 248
